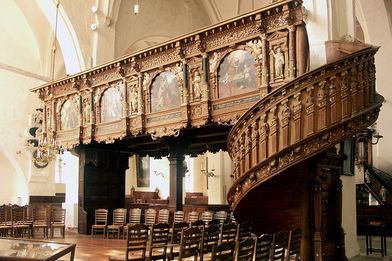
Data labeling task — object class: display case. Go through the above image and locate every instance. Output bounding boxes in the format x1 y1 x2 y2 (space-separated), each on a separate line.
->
0 238 75 261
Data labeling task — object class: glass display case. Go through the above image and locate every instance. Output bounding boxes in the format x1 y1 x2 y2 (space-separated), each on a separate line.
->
0 238 75 261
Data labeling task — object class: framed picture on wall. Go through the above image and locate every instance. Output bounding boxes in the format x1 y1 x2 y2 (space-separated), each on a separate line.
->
136 155 150 187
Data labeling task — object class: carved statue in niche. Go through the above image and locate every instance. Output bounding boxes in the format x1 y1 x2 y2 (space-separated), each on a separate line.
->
246 38 263 59
143 72 150 90
175 62 183 80
83 100 90 124
129 86 138 113
209 52 220 73
193 71 202 100
281 102 291 119
273 47 285 78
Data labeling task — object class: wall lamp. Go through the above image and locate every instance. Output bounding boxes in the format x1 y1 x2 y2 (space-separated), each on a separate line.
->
154 171 165 178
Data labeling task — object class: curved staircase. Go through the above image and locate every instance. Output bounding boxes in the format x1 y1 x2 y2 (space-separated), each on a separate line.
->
227 45 383 260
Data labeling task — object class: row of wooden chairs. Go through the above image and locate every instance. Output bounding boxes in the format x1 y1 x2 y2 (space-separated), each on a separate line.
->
108 221 301 261
0 204 66 239
91 208 234 239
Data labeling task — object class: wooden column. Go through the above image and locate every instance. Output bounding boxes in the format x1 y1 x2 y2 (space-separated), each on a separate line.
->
288 25 296 79
168 145 185 211
261 34 269 89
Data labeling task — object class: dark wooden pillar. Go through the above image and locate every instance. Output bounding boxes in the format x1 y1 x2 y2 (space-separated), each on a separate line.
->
168 146 185 211
76 146 128 234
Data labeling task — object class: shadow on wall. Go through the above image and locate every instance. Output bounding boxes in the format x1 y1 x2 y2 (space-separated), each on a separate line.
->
0 150 29 205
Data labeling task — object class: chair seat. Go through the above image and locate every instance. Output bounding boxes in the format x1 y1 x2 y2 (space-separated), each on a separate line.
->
51 223 65 227
92 224 106 228
108 225 122 229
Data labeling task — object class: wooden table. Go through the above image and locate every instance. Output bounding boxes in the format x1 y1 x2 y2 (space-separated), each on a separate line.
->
0 237 75 260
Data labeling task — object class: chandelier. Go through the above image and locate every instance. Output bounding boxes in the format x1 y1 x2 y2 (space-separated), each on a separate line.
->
33 138 63 168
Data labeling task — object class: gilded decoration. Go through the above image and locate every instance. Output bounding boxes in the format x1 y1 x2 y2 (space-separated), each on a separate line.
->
218 50 257 98
100 87 122 123
150 71 180 113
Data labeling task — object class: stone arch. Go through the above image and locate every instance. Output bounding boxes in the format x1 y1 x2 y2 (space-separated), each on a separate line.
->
100 87 122 123
217 49 257 98
150 71 180 113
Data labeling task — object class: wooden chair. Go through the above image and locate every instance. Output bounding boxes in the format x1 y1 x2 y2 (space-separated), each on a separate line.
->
177 227 202 261
219 223 238 245
148 223 170 261
158 209 170 224
121 224 149 261
286 228 301 261
234 237 255 261
12 205 31 238
211 241 235 261
201 211 213 226
0 205 12 237
91 208 108 237
173 211 184 224
169 221 189 260
215 211 227 226
200 224 220 261
188 211 199 224
124 208 142 239
32 206 48 238
145 208 157 226
254 234 273 261
50 208 66 238
228 212 236 224
107 208 127 239
271 231 289 261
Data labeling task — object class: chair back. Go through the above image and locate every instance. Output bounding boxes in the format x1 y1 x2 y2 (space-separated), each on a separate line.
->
112 208 126 226
171 221 189 245
129 208 141 225
125 224 149 261
286 228 301 261
219 223 238 244
12 205 25 225
51 208 66 225
33 206 48 224
174 210 184 224
254 234 273 261
211 241 235 261
271 231 289 261
158 209 170 224
215 211 227 226
188 211 199 223
234 237 256 261
191 219 205 228
94 209 108 225
144 208 157 226
200 224 220 260
178 227 202 260
202 211 214 226
237 222 252 241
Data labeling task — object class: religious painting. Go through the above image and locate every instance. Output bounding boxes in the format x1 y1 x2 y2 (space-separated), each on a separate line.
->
218 50 257 98
100 87 122 123
137 155 150 187
150 71 180 113
60 99 79 130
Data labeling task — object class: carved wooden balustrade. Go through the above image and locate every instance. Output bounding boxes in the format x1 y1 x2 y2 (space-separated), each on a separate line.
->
30 0 308 154
227 45 383 231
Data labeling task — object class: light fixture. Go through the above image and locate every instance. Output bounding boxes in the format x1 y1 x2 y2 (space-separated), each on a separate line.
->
154 170 164 178
201 154 216 189
355 128 383 163
32 138 63 168
134 0 140 15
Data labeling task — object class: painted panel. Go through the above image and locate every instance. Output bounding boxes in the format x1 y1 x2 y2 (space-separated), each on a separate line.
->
218 50 257 98
60 100 79 130
100 87 122 123
150 71 180 113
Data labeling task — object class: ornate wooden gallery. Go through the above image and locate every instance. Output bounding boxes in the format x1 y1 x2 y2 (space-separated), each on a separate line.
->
30 0 382 259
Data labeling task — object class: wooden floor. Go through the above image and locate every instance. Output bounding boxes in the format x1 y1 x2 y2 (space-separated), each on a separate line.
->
27 229 392 261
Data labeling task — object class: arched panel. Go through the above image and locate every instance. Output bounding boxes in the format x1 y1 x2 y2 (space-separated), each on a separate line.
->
100 87 122 123
218 50 257 98
60 99 79 130
150 71 180 113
